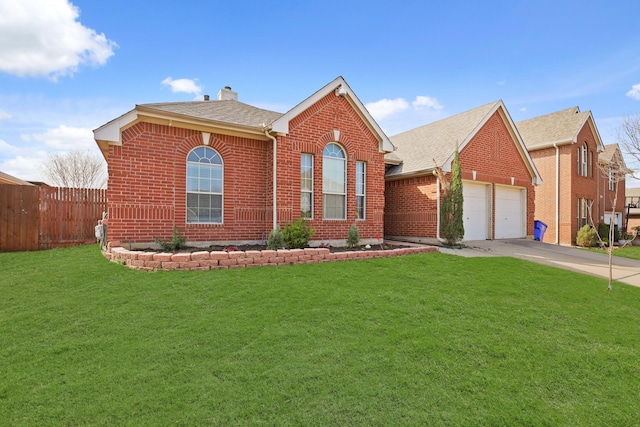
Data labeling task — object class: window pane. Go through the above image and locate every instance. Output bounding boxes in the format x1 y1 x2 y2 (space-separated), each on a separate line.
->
356 196 365 219
323 194 345 219
323 157 345 193
301 193 312 218
301 154 312 191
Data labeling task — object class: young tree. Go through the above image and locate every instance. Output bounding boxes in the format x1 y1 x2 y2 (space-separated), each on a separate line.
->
440 146 464 245
40 150 107 188
588 146 631 291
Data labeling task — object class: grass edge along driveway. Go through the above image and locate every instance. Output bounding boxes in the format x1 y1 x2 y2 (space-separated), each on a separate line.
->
1 245 639 426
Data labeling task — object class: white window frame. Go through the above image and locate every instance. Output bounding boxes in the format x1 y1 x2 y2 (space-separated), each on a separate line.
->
322 143 346 220
609 166 615 191
581 143 588 177
355 161 366 220
186 147 223 224
301 153 314 219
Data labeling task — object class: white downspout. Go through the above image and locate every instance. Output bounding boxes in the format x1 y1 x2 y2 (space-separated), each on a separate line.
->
265 129 278 230
554 143 559 244
434 171 447 243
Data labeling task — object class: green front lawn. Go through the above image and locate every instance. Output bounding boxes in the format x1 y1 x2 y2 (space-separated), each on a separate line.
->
584 244 640 260
1 246 639 426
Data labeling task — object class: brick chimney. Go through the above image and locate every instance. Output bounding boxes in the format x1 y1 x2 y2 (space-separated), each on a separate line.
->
217 86 238 101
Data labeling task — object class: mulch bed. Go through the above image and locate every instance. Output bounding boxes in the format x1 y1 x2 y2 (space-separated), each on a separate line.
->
137 243 412 254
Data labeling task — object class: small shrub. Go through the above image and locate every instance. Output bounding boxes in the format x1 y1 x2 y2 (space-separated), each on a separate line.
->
283 218 316 249
154 226 186 252
347 224 360 248
576 225 597 247
267 226 285 250
598 223 620 243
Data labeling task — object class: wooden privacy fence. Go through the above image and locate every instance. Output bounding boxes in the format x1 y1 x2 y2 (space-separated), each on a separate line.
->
0 184 107 252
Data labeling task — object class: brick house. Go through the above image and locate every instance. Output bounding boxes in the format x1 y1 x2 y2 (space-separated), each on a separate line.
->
598 144 627 232
516 107 623 245
384 100 542 242
93 77 395 248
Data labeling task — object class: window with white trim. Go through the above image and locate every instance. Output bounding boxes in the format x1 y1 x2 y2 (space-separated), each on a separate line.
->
355 161 366 220
323 143 346 219
581 143 588 177
186 147 223 223
578 197 590 229
609 165 615 191
301 153 313 219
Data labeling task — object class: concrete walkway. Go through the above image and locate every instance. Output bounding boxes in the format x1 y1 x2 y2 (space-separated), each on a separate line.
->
439 239 640 288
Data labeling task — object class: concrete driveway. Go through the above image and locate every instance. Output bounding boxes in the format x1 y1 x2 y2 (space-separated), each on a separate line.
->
440 239 640 288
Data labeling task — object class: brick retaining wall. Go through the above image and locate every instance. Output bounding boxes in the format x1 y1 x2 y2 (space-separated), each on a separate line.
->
104 244 438 271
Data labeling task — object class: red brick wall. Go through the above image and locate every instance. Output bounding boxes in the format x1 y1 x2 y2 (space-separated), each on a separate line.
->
107 123 271 244
106 93 386 245
385 110 536 239
529 124 602 245
278 93 386 243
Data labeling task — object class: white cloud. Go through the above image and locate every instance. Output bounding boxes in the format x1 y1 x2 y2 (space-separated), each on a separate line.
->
412 96 443 111
365 98 409 121
367 95 446 136
29 125 95 150
0 139 49 181
0 0 117 79
162 77 203 96
0 109 11 120
626 83 640 100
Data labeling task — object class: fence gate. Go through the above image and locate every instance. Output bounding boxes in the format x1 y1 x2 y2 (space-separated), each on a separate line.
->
0 184 40 251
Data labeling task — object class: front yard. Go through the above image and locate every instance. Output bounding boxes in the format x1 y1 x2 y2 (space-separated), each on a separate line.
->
584 244 640 260
1 246 639 425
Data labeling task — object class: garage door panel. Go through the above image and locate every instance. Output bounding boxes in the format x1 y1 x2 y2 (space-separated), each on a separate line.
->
495 186 525 239
462 182 488 241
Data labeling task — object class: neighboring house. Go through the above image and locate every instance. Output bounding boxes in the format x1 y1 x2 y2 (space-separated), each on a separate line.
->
384 100 542 242
0 171 34 185
516 106 610 245
625 187 640 231
93 77 395 248
597 144 627 232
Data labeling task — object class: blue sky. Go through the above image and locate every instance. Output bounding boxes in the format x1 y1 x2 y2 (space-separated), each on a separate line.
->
1 0 640 183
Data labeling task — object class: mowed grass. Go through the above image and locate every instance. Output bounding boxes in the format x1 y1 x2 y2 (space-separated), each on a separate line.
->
585 244 640 260
1 246 639 426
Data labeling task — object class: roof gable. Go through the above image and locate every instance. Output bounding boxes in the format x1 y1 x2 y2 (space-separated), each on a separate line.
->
270 76 395 153
385 100 542 184
516 106 605 151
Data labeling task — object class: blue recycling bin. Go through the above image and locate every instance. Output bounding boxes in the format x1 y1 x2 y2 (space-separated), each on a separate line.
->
533 220 548 241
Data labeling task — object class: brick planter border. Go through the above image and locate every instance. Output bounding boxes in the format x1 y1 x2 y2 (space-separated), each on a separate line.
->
103 244 438 271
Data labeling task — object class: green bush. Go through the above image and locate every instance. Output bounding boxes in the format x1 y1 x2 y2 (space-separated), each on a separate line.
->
347 224 360 248
576 225 597 247
283 218 316 249
154 226 187 252
267 226 285 250
598 223 620 243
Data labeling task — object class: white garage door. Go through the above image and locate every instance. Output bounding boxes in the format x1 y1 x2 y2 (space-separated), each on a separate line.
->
462 182 489 241
495 186 525 239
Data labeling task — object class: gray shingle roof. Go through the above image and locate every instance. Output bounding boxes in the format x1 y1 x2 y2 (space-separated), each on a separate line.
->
599 143 619 164
138 100 283 129
516 106 592 150
385 101 500 177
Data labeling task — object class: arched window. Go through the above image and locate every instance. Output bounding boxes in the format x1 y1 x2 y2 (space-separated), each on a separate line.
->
581 143 588 177
322 143 346 219
186 147 223 223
